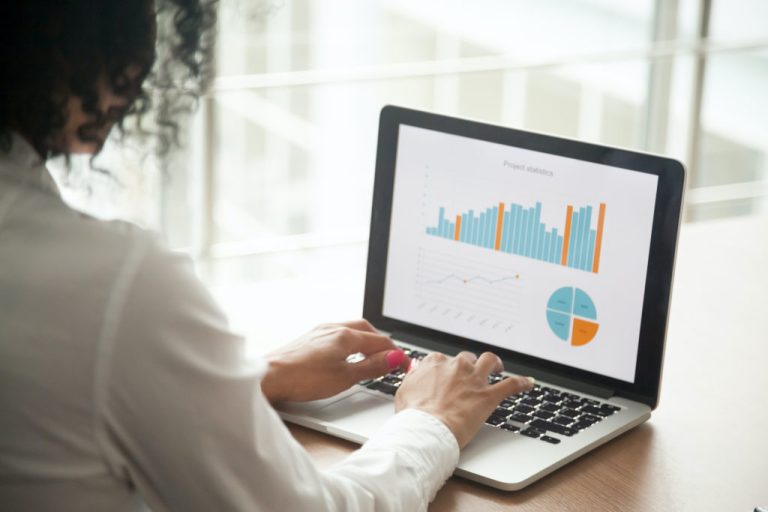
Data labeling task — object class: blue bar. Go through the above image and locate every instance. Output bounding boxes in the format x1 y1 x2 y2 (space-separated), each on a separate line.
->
438 207 445 238
486 210 494 246
545 229 552 261
474 212 481 245
557 236 563 263
584 206 593 270
536 224 545 259
525 207 534 257
500 211 510 251
520 208 533 256
505 205 515 253
572 209 581 266
488 207 497 248
520 209 529 255
467 211 475 245
567 211 578 267
551 228 559 262
459 213 467 242
512 205 522 254
502 208 511 252
478 212 486 246
465 214 471 243
531 202 541 258
575 207 587 267
587 229 596 271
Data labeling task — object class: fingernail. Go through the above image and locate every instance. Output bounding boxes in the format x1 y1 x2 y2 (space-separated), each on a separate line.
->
386 349 405 369
525 376 535 386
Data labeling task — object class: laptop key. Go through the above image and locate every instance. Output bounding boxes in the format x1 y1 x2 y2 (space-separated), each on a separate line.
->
520 398 541 407
529 419 577 437
520 429 542 439
581 405 612 416
485 415 506 426
562 399 582 409
368 381 398 395
561 408 580 418
509 413 533 424
552 415 574 426
501 423 520 433
540 435 561 445
542 395 563 404
580 414 602 424
539 402 559 412
570 420 593 431
514 404 535 415
533 410 555 420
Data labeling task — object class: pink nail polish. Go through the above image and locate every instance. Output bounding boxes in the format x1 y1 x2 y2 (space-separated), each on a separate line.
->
386 349 405 369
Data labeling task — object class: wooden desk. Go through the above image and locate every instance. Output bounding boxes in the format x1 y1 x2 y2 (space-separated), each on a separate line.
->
287 215 768 511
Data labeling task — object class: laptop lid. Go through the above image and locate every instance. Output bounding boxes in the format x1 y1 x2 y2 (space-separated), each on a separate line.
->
363 105 684 409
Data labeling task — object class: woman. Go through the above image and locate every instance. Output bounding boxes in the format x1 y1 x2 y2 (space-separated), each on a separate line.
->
0 1 533 510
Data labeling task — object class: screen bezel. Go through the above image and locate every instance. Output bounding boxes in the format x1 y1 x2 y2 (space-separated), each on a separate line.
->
363 105 684 409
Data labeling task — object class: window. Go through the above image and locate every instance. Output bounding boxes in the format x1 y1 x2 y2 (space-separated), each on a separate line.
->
59 0 768 350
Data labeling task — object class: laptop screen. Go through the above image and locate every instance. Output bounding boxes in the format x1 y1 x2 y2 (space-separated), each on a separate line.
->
382 124 659 383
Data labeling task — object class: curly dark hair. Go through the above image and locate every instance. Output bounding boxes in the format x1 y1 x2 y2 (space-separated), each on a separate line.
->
0 0 218 159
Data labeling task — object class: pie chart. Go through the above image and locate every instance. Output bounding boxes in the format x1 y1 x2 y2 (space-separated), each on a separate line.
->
546 287 599 346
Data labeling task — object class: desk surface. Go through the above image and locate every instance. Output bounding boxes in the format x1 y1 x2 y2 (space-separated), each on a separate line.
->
286 214 768 511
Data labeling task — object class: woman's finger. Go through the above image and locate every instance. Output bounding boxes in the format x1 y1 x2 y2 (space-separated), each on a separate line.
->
475 351 504 376
348 348 409 382
455 351 478 364
490 375 535 402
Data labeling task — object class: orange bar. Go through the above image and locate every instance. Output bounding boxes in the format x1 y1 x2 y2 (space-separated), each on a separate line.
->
454 215 462 241
561 205 574 265
592 203 606 273
494 202 505 250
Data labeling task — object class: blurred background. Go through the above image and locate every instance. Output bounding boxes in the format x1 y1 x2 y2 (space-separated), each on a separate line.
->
56 0 768 353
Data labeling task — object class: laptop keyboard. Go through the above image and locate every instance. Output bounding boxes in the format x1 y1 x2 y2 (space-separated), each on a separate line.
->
360 347 622 446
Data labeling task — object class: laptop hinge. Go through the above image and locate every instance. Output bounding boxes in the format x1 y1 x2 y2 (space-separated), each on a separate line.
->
391 331 615 399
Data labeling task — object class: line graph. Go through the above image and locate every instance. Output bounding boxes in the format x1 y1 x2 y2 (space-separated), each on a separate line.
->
425 273 521 285
415 247 524 332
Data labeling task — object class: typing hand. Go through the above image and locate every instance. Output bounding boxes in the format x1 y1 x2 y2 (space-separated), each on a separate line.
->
396 351 534 448
260 319 409 403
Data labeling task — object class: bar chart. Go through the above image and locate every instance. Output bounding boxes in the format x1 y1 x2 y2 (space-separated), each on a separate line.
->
425 200 607 273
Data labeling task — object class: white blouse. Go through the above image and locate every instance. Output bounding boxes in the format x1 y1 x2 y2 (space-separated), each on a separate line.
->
0 134 459 511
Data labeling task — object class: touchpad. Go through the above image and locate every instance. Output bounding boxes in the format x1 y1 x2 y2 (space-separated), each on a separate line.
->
313 391 395 436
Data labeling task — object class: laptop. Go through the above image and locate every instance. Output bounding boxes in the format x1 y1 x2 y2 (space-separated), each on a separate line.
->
278 105 685 490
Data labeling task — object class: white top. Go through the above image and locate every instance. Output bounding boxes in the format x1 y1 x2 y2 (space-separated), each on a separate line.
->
0 134 460 511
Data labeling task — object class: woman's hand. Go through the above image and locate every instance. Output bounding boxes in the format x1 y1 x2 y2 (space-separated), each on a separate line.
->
260 319 409 404
396 351 534 449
